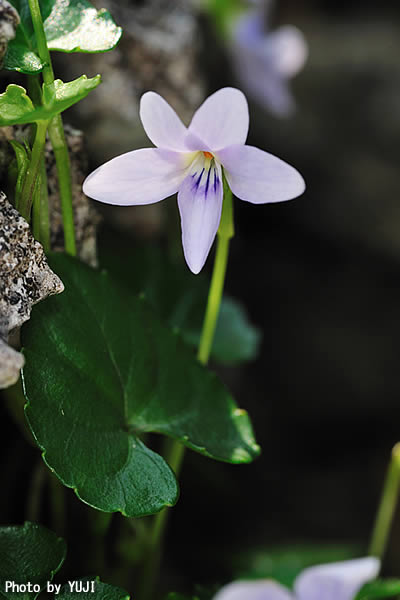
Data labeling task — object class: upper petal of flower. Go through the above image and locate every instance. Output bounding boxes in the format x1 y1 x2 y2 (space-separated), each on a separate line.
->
140 91 189 151
217 144 305 204
212 580 294 600
188 88 249 151
294 557 381 600
178 156 223 274
83 148 191 206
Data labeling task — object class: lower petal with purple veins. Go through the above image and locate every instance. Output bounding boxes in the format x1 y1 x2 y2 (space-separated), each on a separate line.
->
178 159 223 274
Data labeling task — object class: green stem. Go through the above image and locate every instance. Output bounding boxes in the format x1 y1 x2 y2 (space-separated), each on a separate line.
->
138 181 234 600
88 511 113 573
369 443 400 560
27 0 54 86
47 115 77 256
32 171 41 239
19 120 48 221
39 158 50 252
27 0 76 255
197 180 234 365
137 439 188 600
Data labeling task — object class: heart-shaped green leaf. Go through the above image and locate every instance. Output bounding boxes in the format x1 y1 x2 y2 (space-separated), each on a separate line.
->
0 76 100 126
99 235 261 366
4 0 121 72
22 254 259 517
355 580 400 600
58 578 129 600
0 522 66 600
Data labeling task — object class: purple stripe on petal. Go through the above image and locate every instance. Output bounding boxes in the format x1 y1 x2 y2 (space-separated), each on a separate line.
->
193 168 205 190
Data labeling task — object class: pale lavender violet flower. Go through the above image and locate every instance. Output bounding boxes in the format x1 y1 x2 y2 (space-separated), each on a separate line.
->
230 9 308 117
212 557 380 600
83 87 304 274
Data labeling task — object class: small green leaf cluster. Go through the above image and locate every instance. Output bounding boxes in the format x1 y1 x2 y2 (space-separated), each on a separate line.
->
0 76 100 126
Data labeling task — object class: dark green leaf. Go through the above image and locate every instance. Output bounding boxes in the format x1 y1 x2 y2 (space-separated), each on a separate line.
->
0 522 66 600
184 296 261 365
0 76 100 126
58 578 129 600
355 579 400 600
99 235 261 366
22 254 259 517
5 0 121 72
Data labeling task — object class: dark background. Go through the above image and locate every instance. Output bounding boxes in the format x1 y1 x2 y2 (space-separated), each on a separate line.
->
2 0 400 595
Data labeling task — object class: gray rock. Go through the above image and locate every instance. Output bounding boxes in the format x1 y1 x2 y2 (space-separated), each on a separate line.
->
0 338 24 388
0 191 64 388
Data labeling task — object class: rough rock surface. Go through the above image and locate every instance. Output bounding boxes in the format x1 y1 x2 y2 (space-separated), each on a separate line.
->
0 191 64 388
0 338 24 388
0 0 19 67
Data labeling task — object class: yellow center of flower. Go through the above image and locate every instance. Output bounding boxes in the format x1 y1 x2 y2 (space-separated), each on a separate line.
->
203 151 213 159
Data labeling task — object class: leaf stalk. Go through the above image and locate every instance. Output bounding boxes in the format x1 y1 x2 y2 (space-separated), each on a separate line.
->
19 119 48 221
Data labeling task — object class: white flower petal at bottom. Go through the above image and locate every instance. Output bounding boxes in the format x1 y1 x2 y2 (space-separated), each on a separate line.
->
83 148 190 206
294 557 381 600
217 145 305 204
213 580 294 600
178 158 223 274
